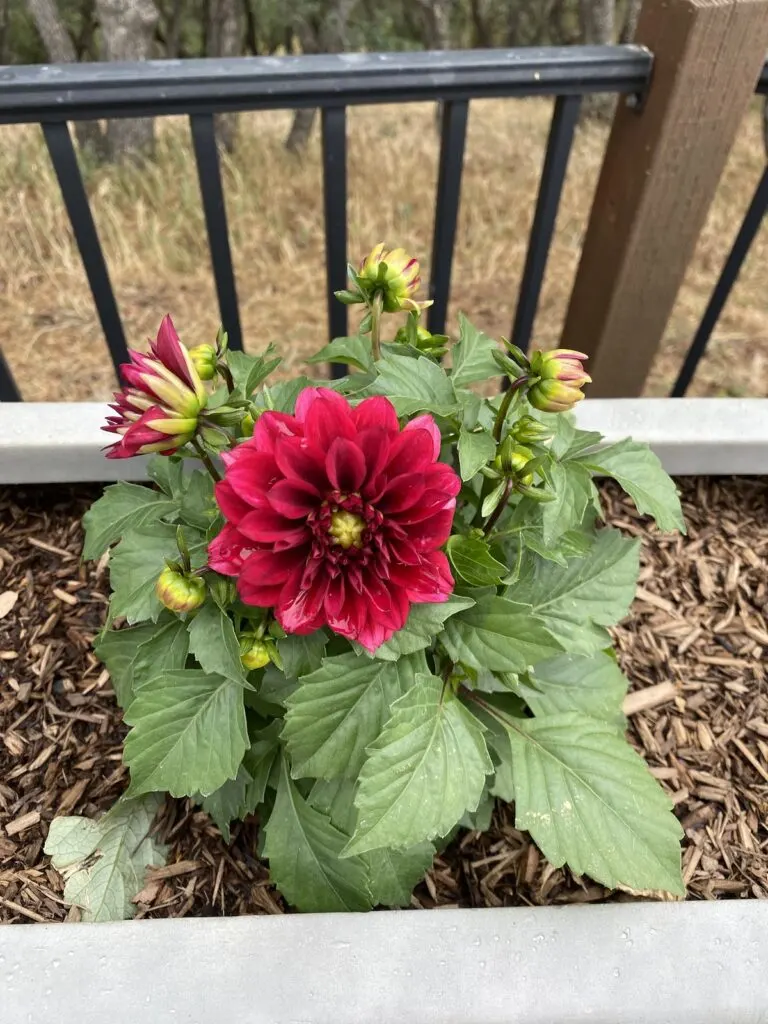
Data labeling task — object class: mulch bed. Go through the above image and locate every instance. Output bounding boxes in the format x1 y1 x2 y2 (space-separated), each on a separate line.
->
1 478 767 923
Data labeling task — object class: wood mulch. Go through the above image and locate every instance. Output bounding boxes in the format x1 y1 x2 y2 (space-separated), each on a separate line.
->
1 477 766 923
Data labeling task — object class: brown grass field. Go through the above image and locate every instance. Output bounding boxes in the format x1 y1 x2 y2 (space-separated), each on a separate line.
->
0 97 766 402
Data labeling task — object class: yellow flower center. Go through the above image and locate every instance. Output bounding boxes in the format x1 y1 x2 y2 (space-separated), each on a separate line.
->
328 509 365 549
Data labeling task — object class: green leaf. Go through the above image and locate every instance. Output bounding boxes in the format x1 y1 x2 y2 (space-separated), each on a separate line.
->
44 795 166 922
109 525 181 625
457 426 496 481
515 652 629 724
576 439 686 534
130 619 190 691
146 456 184 497
186 601 248 685
263 755 372 912
93 623 157 709
124 669 248 798
257 376 314 415
178 470 215 531
367 595 476 661
227 347 281 396
308 776 358 831
450 313 499 388
284 652 419 779
343 674 493 856
277 631 328 679
540 461 595 546
369 352 458 417
446 535 506 587
441 596 564 674
510 528 640 653
497 711 684 895
200 727 279 841
82 482 177 561
481 479 506 518
367 843 435 907
307 336 373 373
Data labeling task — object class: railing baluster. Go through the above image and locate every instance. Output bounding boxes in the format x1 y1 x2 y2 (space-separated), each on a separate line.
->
42 121 129 376
0 349 21 402
190 113 243 352
427 100 469 336
510 94 581 354
321 106 348 380
672 163 768 397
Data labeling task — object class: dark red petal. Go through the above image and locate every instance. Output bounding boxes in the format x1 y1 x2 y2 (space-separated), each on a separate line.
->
295 386 351 423
214 479 251 523
391 490 455 525
226 449 280 505
383 532 422 565
278 567 329 634
152 315 196 389
385 427 436 478
238 579 285 607
274 437 330 493
266 479 321 519
403 414 441 459
253 411 302 455
304 392 356 450
208 523 252 576
239 508 310 545
352 396 399 434
375 472 426 513
405 506 456 549
357 427 393 496
401 550 454 603
326 437 366 493
240 548 304 586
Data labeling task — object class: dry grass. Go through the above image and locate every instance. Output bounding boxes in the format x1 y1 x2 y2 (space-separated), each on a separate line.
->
0 97 767 402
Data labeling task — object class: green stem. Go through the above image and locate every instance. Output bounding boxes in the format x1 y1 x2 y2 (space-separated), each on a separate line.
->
370 292 383 362
482 480 512 537
218 362 235 394
192 437 221 482
493 375 529 442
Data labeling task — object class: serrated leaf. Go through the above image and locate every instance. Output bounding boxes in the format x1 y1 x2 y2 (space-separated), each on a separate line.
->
227 347 281 396
131 619 190 691
441 596 564 674
257 376 314 414
200 728 278 841
277 631 328 678
284 652 419 779
146 455 184 497
307 336 374 373
186 601 248 685
367 595 476 661
109 525 206 625
178 470 215 531
540 461 594 545
82 482 177 561
510 528 640 653
450 313 500 388
93 623 158 709
124 669 248 798
44 794 166 922
515 652 629 724
343 674 493 856
263 755 372 912
457 426 496 481
576 439 686 534
369 352 458 417
308 776 358 831
446 535 506 587
367 843 435 907
497 711 684 895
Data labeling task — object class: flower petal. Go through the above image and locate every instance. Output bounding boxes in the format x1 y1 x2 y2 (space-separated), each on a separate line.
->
274 437 330 493
267 479 321 518
404 414 441 459
352 396 399 434
326 437 366 493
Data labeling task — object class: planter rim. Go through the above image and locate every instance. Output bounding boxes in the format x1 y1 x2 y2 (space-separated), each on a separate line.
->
1 397 768 484
2 901 767 1023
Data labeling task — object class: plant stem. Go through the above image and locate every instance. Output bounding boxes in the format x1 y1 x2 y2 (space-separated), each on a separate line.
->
370 292 384 362
493 375 529 442
482 480 512 537
192 437 221 482
218 362 235 393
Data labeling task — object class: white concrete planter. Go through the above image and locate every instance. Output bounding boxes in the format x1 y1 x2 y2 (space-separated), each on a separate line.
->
2 396 767 1022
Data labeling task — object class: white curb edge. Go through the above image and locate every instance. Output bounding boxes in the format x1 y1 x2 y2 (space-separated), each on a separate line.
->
1 398 767 484
2 901 767 1023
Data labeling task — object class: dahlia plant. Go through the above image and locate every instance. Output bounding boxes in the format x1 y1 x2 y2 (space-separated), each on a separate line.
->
46 245 687 920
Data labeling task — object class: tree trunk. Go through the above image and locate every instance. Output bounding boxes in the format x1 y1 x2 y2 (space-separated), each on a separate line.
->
415 0 453 49
580 0 616 121
284 0 357 154
95 0 160 163
619 0 641 42
206 0 243 151
25 0 107 159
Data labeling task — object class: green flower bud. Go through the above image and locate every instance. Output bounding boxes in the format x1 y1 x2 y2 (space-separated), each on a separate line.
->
188 343 217 382
156 566 205 613
528 349 591 413
495 439 535 486
239 636 272 670
394 324 449 358
510 415 554 446
241 412 255 437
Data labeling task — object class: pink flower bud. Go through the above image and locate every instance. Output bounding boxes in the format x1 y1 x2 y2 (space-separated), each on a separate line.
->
156 566 206 613
528 349 591 412
358 243 433 314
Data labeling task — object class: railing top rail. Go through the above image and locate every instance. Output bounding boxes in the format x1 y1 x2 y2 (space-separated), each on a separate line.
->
0 46 655 123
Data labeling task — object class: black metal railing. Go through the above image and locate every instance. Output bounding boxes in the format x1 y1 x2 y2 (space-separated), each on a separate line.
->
0 47 765 402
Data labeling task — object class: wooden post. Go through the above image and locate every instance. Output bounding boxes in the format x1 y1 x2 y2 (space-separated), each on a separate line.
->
562 0 768 397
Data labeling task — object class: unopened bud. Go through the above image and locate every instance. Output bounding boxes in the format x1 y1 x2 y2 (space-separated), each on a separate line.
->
240 412 255 437
188 343 217 381
394 323 449 358
528 349 590 413
495 439 535 486
156 566 205 613
510 415 554 446
239 636 272 671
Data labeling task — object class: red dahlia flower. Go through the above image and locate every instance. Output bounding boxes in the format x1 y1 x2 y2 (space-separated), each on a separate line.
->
208 388 459 652
104 315 207 459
